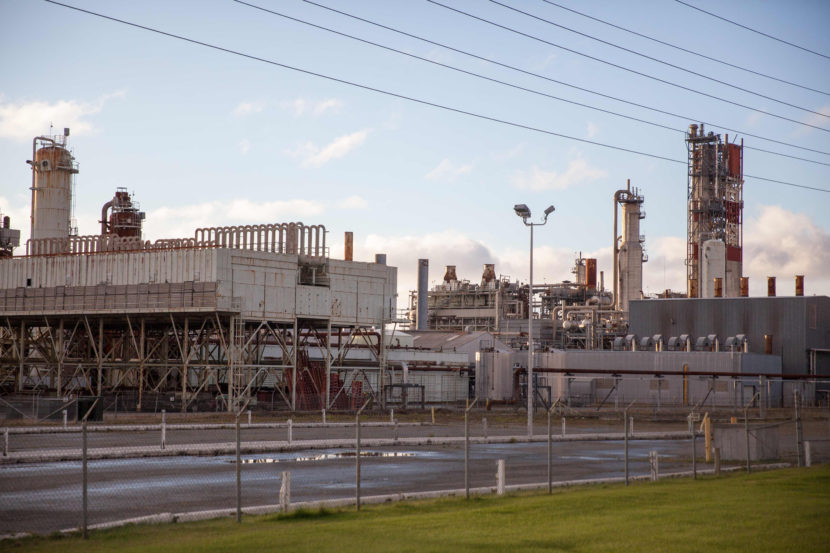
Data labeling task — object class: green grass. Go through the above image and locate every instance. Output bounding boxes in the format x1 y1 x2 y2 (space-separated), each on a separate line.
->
8 467 830 553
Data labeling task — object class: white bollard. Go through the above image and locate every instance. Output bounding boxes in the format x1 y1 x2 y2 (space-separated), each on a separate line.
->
483 417 488 439
161 409 166 450
280 471 291 512
804 441 812 468
496 459 506 495
322 409 326 425
561 417 566 437
63 409 68 428
247 410 251 425
649 450 659 481
288 419 293 444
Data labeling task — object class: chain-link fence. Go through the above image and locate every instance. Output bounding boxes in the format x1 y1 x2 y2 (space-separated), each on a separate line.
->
2 402 829 538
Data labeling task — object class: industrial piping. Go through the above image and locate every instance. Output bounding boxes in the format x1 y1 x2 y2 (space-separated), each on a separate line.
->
612 179 631 311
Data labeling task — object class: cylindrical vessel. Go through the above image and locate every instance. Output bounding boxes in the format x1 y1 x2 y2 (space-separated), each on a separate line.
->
713 277 723 298
739 277 749 297
344 231 353 261
417 259 429 331
795 275 804 297
764 334 773 355
767 277 776 297
586 258 597 289
31 144 75 241
374 253 386 265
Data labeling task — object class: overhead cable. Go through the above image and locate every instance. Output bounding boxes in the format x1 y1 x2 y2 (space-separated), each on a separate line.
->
235 0 829 167
489 0 829 117
299 0 830 158
674 0 830 61
426 0 830 133
538 0 830 96
41 0 830 194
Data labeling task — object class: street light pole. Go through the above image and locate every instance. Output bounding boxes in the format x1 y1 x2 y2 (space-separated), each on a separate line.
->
514 204 554 438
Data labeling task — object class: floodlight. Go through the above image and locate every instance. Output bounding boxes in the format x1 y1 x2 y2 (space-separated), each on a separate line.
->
544 205 555 216
514 204 531 218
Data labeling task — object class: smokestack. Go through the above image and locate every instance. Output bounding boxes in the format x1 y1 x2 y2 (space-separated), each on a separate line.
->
586 258 597 289
767 276 776 297
689 124 698 138
795 275 804 297
417 259 429 331
739 277 749 297
443 265 457 283
374 253 386 265
344 231 353 261
481 263 496 285
713 277 723 298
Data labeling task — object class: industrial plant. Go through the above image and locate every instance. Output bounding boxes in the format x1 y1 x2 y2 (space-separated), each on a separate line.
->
0 125 828 417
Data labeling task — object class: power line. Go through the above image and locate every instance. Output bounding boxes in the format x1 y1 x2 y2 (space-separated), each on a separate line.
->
300 0 830 158
427 0 830 133
40 0 830 195
538 0 830 97
489 0 829 117
674 0 830 61
234 0 830 167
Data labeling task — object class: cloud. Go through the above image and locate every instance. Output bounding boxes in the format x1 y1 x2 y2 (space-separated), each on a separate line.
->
511 159 607 191
339 195 368 210
282 98 342 117
144 198 324 241
232 101 264 117
795 105 830 136
425 159 473 181
586 122 598 139
239 139 251 155
286 129 369 168
0 91 125 141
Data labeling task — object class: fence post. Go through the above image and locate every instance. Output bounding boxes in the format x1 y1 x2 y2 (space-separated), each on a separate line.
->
322 409 326 425
795 390 804 467
745 408 751 474
692 418 697 480
465 398 477 499
496 459 505 495
561 417 566 437
288 418 293 445
547 405 553 494
236 415 241 523
247 409 251 425
63 409 68 428
390 408 394 423
804 441 812 468
280 471 291 512
355 398 370 511
2 428 7 457
714 447 721 475
160 409 166 450
483 417 488 440
431 407 435 425
394 419 398 442
82 420 88 539
624 407 629 486
629 416 634 436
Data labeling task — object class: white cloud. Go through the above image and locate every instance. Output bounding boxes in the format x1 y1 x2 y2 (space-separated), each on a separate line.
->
239 139 251 155
144 198 324 241
0 91 125 141
232 101 264 117
511 159 607 191
286 129 370 168
339 195 368 210
425 159 473 181
794 105 830 136
586 122 598 139
282 98 342 117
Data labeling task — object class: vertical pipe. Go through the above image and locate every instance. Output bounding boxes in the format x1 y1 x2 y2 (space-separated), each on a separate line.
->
767 276 776 297
795 275 804 296
236 415 241 523
417 259 429 331
795 390 803 467
713 277 723 298
138 318 145 411
97 318 103 397
624 407 629 486
547 408 552 494
344 231 353 261
739 277 749 297
82 420 88 539
161 409 166 449
464 408 470 498
764 334 773 355
57 319 64 398
692 422 697 479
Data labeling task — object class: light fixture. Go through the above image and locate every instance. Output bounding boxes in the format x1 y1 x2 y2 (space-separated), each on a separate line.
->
513 204 530 219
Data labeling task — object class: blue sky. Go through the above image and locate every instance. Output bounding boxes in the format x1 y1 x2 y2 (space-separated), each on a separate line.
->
2 0 829 307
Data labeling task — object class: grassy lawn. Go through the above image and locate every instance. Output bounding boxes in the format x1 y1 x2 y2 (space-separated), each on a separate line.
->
8 466 830 553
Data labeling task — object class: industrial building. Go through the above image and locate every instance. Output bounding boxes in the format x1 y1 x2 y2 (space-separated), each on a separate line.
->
0 131 400 413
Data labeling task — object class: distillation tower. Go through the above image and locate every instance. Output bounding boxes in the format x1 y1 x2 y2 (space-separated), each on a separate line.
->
686 124 743 298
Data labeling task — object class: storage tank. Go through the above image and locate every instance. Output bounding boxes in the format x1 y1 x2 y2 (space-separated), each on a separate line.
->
28 131 78 241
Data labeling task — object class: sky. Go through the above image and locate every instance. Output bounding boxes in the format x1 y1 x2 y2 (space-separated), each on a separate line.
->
1 0 829 313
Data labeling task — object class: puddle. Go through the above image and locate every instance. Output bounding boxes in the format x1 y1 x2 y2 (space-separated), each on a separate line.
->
236 451 416 464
